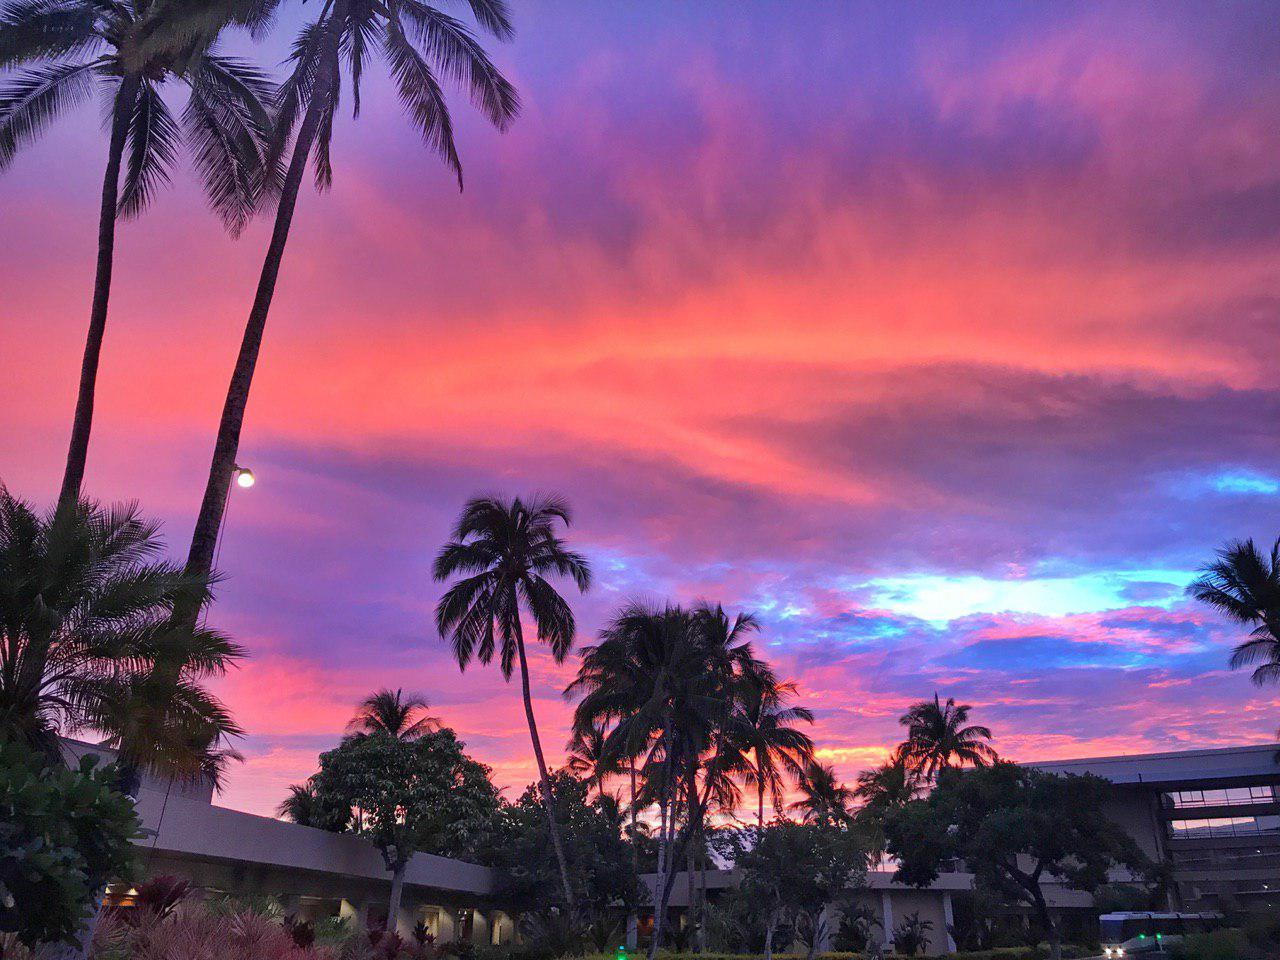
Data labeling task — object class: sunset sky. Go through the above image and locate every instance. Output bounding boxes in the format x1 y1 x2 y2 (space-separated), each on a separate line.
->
3 0 1280 818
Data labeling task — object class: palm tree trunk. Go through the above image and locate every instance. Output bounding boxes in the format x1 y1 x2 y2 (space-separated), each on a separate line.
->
182 1 347 588
758 778 765 829
512 617 577 914
58 74 141 508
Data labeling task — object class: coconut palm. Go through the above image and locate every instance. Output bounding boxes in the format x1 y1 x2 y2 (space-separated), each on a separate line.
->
347 687 438 741
567 601 757 956
0 488 242 783
734 663 814 828
899 693 997 780
565 719 613 795
278 778 319 824
1189 537 1280 686
434 494 590 913
790 759 854 825
853 747 918 814
182 0 520 587
0 0 276 506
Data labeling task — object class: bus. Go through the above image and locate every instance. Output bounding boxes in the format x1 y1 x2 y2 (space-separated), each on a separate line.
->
1099 912 1224 957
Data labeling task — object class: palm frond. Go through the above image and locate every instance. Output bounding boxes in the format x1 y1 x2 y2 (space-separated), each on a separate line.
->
0 56 101 168
117 79 179 218
0 0 100 68
382 14 460 187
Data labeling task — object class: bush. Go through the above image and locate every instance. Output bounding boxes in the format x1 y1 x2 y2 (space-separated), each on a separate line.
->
0 740 142 948
92 908 335 959
1170 929 1252 960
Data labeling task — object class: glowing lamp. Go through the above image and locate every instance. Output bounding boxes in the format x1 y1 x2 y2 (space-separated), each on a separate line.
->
233 466 255 489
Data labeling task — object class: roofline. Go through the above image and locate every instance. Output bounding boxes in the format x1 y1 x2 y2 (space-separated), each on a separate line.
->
1023 743 1280 768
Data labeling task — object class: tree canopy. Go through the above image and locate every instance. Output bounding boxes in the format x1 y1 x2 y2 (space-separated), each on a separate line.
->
884 762 1147 960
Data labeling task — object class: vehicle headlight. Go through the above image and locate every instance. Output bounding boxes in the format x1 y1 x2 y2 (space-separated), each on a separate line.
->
1105 949 1113 957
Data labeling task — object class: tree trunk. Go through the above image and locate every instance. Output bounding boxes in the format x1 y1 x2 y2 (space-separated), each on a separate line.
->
1030 889 1060 960
58 73 140 508
512 618 577 915
764 912 778 960
648 750 680 960
181 0 348 590
806 909 821 960
758 778 766 829
388 859 407 938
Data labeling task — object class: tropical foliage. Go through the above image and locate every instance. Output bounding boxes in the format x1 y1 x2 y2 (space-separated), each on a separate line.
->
884 762 1147 960
1189 537 1280 686
897 693 998 780
0 739 141 947
0 490 241 783
347 688 439 741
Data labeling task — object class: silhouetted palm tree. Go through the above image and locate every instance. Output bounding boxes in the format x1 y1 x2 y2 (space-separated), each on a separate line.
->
278 779 320 825
183 0 520 586
434 494 590 913
790 759 854 825
899 693 997 780
0 0 275 506
1190 537 1280 686
0 489 242 785
853 747 918 814
347 688 438 741
734 665 814 828
565 719 613 795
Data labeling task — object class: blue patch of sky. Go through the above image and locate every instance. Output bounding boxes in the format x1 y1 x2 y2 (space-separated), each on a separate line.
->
1164 468 1280 499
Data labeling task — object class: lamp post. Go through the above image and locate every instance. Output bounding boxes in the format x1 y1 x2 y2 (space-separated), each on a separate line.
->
214 463 255 567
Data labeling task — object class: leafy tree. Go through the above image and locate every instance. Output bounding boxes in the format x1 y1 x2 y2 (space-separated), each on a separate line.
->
731 820 871 960
790 759 855 825
434 494 591 913
0 740 141 947
0 0 275 506
1189 537 1280 686
485 770 644 952
853 747 918 853
884 762 1147 960
310 728 501 927
564 719 613 795
346 688 438 741
181 0 519 593
899 693 997 779
0 490 241 783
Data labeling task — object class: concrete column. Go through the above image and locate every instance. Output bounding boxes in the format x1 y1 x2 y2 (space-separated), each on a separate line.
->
880 890 895 952
437 907 456 943
942 893 956 954
393 899 416 938
627 913 638 950
816 904 834 953
472 909 491 945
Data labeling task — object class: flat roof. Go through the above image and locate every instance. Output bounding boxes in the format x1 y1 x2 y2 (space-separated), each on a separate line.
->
1027 743 1280 787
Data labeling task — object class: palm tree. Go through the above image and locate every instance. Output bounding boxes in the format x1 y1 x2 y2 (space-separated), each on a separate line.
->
567 601 757 957
734 664 814 828
278 778 319 825
347 688 438 740
434 494 591 914
790 759 854 825
1189 537 1280 686
565 719 613 795
853 747 917 814
0 0 276 506
0 489 242 782
182 0 520 587
899 693 997 780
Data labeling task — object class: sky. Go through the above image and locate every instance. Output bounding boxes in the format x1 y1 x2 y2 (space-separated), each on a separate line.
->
3 0 1280 818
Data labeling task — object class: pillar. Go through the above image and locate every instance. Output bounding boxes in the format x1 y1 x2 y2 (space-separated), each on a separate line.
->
942 892 956 954
816 904 834 953
340 897 368 929
881 890 895 952
627 913 638 950
393 899 416 939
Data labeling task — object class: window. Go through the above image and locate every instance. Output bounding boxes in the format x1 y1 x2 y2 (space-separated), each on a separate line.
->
1169 815 1280 839
1167 786 1275 809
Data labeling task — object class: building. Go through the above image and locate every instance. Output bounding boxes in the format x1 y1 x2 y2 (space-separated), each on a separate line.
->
1031 743 1280 914
64 741 516 943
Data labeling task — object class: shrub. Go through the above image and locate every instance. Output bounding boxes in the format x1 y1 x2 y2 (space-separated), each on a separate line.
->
1169 929 1252 960
0 740 141 948
91 908 337 960
125 876 192 925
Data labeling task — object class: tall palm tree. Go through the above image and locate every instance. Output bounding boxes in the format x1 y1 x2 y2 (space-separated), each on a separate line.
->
789 759 854 825
346 687 438 740
182 0 520 587
733 663 814 828
567 601 757 957
434 494 591 914
899 693 998 780
0 0 276 506
278 778 319 825
1189 537 1280 686
0 488 242 782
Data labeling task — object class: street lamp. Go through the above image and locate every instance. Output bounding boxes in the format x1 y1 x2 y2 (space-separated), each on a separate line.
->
233 465 256 489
